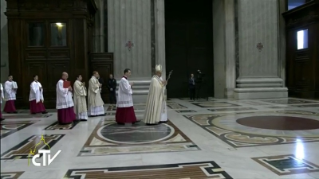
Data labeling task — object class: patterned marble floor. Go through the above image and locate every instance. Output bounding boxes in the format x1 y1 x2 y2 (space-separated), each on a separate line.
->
1 97 319 179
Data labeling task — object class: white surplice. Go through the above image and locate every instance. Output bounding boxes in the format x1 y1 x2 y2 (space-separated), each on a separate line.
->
29 81 44 103
0 83 4 104
73 80 88 119
56 79 74 109
4 81 17 100
117 77 133 108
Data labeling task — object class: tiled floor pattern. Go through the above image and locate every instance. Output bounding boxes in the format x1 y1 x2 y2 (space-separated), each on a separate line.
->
1 97 319 179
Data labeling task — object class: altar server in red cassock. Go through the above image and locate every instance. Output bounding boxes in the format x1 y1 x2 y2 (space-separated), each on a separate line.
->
56 72 76 124
29 75 48 114
115 69 137 125
0 83 4 121
3 75 17 113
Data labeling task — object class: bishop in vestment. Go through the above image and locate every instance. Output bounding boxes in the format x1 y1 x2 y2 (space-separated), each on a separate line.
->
0 83 5 121
73 75 88 121
56 72 76 124
3 75 17 113
143 65 168 125
88 71 105 117
116 68 137 125
29 75 47 114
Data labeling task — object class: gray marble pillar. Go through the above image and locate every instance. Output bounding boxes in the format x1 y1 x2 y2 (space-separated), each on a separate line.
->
1 0 9 84
233 0 287 99
154 0 166 79
108 0 152 79
213 0 236 98
93 0 105 53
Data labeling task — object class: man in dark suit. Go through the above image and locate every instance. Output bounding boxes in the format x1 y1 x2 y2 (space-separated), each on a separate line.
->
189 73 195 101
107 74 117 104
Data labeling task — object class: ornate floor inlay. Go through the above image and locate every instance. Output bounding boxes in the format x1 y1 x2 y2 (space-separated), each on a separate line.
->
2 114 52 119
192 102 239 108
64 161 233 179
79 119 199 156
184 110 319 147
1 134 64 160
252 155 319 175
166 102 187 109
1 121 37 138
44 121 80 130
291 104 319 108
261 99 319 105
237 101 270 106
0 171 24 179
207 107 257 112
175 110 197 113
106 104 146 111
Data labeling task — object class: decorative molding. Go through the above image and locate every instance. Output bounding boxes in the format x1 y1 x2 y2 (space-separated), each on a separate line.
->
287 13 319 27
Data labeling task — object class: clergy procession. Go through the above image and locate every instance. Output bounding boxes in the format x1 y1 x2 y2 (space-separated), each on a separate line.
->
1 65 168 125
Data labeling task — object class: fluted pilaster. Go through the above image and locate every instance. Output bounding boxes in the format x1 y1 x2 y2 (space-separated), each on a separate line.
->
108 0 152 79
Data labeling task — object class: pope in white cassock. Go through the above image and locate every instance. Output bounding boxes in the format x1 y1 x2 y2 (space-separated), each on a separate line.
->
88 71 105 117
3 75 18 113
73 75 88 121
115 68 137 125
143 65 168 125
56 72 76 124
0 83 4 121
29 75 47 114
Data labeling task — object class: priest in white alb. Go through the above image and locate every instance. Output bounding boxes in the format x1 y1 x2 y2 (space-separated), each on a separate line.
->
143 65 168 125
3 75 18 113
56 72 76 124
88 71 105 117
0 83 4 121
73 75 88 121
116 68 137 125
29 75 47 114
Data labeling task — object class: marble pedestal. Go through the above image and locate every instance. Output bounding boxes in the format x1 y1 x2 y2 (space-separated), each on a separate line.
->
116 80 150 104
233 78 288 99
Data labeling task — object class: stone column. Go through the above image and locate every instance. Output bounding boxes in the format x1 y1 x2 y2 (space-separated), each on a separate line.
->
93 0 105 52
213 0 236 98
1 0 9 83
233 0 287 99
108 0 152 79
154 0 166 79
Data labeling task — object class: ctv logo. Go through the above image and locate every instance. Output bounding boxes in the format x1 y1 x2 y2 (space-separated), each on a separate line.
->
28 135 61 167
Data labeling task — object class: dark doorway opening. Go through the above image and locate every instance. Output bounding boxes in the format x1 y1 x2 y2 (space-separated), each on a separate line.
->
165 0 214 99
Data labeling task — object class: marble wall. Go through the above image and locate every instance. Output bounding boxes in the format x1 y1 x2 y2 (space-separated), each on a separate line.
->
108 0 152 79
237 0 279 78
234 0 287 99
1 0 8 83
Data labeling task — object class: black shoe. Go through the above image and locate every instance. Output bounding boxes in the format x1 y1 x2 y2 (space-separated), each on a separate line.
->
31 113 37 115
80 119 87 121
42 111 48 114
146 123 158 125
117 122 125 125
0 118 5 121
89 115 97 117
99 113 106 116
159 121 167 124
13 111 18 113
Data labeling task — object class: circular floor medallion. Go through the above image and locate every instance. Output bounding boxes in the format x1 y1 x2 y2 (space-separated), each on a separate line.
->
99 123 174 144
237 116 319 130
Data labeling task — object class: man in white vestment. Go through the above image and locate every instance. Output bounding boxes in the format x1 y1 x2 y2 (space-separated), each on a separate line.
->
73 75 88 121
116 68 137 125
4 75 17 113
56 72 76 124
29 75 47 114
88 71 105 117
0 83 5 121
143 65 168 125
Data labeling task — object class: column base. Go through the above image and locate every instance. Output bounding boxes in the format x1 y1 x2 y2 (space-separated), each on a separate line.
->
234 87 288 99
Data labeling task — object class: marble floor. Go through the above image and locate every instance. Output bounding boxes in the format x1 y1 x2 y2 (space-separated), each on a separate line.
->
1 97 319 179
